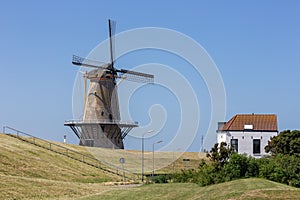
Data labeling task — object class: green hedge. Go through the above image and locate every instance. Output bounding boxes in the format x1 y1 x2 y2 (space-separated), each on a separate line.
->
172 154 300 188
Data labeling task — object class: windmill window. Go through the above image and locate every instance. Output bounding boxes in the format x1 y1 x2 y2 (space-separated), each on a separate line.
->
109 114 113 121
101 111 104 116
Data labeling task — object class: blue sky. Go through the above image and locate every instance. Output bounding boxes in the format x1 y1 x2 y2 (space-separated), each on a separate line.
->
0 1 299 152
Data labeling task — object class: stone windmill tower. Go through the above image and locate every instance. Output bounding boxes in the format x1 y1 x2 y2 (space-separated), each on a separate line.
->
65 20 154 149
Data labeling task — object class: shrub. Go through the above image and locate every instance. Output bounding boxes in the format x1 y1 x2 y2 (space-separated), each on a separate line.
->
172 141 300 188
195 161 217 186
147 174 172 184
257 154 300 187
172 169 195 183
224 153 249 180
246 156 260 177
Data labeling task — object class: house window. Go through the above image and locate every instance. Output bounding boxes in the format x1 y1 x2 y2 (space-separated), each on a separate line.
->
231 139 238 152
253 139 261 154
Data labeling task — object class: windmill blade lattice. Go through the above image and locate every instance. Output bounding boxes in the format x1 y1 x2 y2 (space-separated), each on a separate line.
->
119 69 154 83
72 55 109 69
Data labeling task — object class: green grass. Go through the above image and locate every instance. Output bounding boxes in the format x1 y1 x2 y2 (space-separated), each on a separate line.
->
0 133 125 199
0 174 113 200
2 133 300 200
81 178 300 200
62 143 206 174
9 133 207 174
0 134 120 183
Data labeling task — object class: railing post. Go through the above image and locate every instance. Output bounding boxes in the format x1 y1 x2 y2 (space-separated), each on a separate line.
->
123 170 126 182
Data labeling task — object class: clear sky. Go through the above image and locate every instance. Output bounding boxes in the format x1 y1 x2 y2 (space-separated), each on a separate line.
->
0 1 299 152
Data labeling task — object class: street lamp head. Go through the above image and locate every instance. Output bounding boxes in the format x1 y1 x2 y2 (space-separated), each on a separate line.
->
156 140 163 144
143 130 155 137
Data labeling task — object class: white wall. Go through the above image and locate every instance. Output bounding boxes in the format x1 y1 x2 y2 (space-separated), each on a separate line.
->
217 131 277 158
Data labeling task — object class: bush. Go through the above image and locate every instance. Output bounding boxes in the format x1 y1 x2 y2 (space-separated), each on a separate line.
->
195 161 218 186
224 153 249 180
147 174 172 184
246 156 260 177
172 141 300 188
172 169 195 183
257 154 300 187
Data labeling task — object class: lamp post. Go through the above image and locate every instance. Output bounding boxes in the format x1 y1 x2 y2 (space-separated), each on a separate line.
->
152 140 163 177
141 130 154 182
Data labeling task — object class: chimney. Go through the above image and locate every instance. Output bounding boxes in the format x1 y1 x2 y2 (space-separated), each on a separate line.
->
217 122 226 132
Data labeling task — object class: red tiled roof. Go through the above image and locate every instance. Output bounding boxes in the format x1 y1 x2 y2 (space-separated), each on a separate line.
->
220 114 278 131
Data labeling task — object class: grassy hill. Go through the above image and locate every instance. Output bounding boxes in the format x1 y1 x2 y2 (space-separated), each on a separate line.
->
0 132 204 199
0 133 122 199
0 134 120 183
82 178 300 200
1 133 300 199
64 144 206 174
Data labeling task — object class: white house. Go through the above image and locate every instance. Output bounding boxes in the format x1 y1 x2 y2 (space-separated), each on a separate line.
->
217 114 278 158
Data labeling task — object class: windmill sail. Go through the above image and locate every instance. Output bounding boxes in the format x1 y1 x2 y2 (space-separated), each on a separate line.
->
118 69 154 83
72 55 154 83
65 19 154 149
108 19 116 71
72 55 109 69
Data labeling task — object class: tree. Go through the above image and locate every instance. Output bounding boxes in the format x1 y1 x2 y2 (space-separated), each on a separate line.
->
206 142 233 169
265 130 300 156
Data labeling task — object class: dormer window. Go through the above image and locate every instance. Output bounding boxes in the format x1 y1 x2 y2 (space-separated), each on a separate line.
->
244 124 253 130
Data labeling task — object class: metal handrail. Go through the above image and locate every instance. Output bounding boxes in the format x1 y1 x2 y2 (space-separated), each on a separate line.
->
64 119 138 125
2 126 139 180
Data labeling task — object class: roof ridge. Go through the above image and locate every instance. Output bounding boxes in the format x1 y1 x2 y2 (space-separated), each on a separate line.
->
236 114 276 116
221 113 278 131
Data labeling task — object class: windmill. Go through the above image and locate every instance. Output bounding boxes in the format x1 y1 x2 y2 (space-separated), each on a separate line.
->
64 19 154 149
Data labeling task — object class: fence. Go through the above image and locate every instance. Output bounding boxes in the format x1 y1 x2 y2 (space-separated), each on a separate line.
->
2 126 139 181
